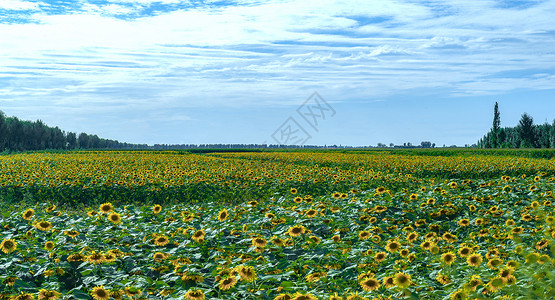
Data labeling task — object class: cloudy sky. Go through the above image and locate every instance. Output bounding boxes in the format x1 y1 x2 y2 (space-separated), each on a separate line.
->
1 0 555 146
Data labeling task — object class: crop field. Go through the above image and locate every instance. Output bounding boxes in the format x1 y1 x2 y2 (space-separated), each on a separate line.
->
0 150 554 300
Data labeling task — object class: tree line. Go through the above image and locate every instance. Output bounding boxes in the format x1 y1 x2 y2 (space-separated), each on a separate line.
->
478 102 555 148
0 111 147 152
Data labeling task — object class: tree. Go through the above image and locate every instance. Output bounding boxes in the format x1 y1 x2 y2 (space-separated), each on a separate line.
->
491 102 501 148
420 141 432 148
517 113 535 148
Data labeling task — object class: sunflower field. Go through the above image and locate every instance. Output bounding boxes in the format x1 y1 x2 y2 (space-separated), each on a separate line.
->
0 150 554 300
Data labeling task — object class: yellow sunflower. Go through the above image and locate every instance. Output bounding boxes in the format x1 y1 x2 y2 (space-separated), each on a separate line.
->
22 208 34 220
152 204 162 214
38 289 61 300
99 203 113 214
236 265 257 282
217 209 228 221
90 286 110 300
441 252 456 265
108 213 121 225
44 241 55 252
1 238 17 254
218 276 237 290
87 251 105 264
360 277 380 292
467 253 483 267
252 237 267 248
34 221 52 231
358 230 371 240
191 230 205 243
385 240 401 253
286 225 306 237
393 272 412 289
184 289 205 300
154 235 170 246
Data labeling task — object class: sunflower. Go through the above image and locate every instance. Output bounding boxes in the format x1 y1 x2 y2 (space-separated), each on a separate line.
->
487 258 503 269
217 209 228 221
154 235 170 246
487 277 505 292
22 208 34 220
291 293 317 300
44 241 55 252
109 290 124 300
87 251 105 264
67 253 86 262
46 204 56 213
290 188 298 195
358 230 371 240
467 253 483 267
271 237 285 246
274 294 293 300
376 186 386 194
64 230 80 238
305 271 326 282
108 213 121 225
464 275 482 291
293 197 303 203
153 252 167 262
374 251 387 262
218 276 237 290
385 240 401 253
286 225 306 237
381 276 394 289
252 237 267 248
449 290 466 300
10 293 34 300
191 230 205 243
236 265 257 282
409 193 418 200
90 286 110 300
393 272 412 289
34 221 52 231
305 209 318 218
449 182 458 188
308 235 321 244
438 251 456 265
502 185 512 193
124 287 142 297
457 219 470 227
360 277 380 292
420 241 433 251
436 273 451 285
38 289 61 300
99 203 113 214
332 192 341 199
1 239 17 254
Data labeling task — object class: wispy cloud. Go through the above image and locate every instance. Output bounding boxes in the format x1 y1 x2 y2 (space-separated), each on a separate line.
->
1 0 554 144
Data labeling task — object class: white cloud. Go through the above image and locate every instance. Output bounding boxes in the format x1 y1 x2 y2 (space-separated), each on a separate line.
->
0 0 40 10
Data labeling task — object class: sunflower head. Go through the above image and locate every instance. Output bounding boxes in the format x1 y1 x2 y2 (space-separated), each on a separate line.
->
217 209 228 221
99 203 113 214
393 272 412 289
184 289 205 300
108 213 122 225
38 289 61 300
44 241 55 251
154 235 170 246
22 209 34 220
0 239 17 254
218 276 237 290
35 221 53 231
90 285 110 300
360 277 380 292
152 204 162 214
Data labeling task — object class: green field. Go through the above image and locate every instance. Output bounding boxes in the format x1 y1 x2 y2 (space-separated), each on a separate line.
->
0 149 554 300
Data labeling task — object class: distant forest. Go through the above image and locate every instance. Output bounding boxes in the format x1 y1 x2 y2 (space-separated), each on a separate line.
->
0 111 149 152
0 110 339 152
478 102 555 148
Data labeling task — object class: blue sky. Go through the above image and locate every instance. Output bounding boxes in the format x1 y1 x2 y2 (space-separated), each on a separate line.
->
1 0 555 146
